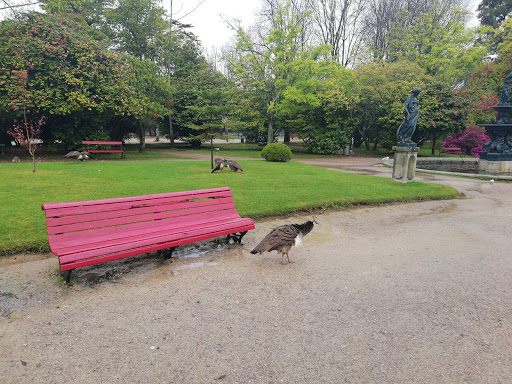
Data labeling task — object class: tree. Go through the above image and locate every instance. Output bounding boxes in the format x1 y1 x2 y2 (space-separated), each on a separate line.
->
277 53 360 154
228 3 316 144
7 69 45 172
125 56 170 152
156 19 208 147
361 0 473 63
186 89 233 168
413 81 471 153
40 0 112 26
312 0 367 66
353 61 429 150
0 12 140 149
477 0 512 28
104 0 167 61
386 9 486 86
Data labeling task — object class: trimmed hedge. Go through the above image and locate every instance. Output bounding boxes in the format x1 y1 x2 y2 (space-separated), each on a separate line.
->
261 143 293 162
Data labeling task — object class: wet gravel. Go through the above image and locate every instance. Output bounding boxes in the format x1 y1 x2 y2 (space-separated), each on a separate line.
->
1 157 512 383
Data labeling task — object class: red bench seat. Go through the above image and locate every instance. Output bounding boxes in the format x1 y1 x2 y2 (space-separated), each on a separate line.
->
42 187 254 282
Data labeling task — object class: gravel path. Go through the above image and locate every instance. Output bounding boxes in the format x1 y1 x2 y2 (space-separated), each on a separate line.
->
1 156 511 383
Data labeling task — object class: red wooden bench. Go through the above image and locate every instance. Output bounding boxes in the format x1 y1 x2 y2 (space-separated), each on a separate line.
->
440 147 463 156
42 187 255 282
82 140 124 159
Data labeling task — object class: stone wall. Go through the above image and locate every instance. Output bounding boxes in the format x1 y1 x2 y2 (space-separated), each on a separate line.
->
415 158 479 173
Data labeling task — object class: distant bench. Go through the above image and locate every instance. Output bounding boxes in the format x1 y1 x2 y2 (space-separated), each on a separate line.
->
82 140 124 159
42 187 255 282
440 147 463 156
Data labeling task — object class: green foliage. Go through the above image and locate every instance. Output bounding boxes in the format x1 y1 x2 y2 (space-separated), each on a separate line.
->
415 81 471 152
0 13 140 148
354 61 429 149
104 0 166 60
477 0 512 28
387 9 487 86
186 89 234 141
280 58 360 154
229 4 334 144
261 143 293 162
0 160 458 254
40 0 111 26
460 58 512 126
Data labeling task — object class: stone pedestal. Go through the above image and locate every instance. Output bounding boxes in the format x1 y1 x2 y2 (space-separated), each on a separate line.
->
478 159 512 176
392 146 419 183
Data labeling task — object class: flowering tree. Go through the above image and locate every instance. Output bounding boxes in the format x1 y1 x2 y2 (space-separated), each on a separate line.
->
442 125 491 157
8 69 45 172
0 12 141 148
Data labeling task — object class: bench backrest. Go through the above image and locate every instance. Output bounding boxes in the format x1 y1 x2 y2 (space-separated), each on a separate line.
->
42 187 244 243
82 141 123 145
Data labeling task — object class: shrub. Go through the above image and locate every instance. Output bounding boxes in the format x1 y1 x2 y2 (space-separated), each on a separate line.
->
442 125 490 157
261 143 292 162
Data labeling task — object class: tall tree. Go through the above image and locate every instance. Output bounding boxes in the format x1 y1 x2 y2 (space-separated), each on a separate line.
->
40 0 112 26
0 12 140 148
312 0 367 66
386 9 487 85
228 3 305 144
105 0 166 60
477 0 512 28
186 89 233 167
353 61 429 150
361 0 472 63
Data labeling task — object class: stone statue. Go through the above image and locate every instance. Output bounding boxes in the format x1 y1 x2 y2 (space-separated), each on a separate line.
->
397 87 422 144
498 71 512 106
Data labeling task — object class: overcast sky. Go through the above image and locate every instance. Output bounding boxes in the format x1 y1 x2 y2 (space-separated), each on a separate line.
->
178 0 482 50
174 0 261 49
0 0 484 49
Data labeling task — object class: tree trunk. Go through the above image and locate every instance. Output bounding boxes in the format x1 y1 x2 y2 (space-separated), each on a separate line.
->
169 112 174 148
432 136 437 155
267 119 274 145
284 130 290 143
365 138 371 150
138 120 146 153
372 140 379 151
210 138 214 169
32 154 35 173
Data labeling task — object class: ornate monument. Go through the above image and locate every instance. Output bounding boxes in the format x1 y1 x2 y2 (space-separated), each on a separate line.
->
478 72 512 175
392 87 422 183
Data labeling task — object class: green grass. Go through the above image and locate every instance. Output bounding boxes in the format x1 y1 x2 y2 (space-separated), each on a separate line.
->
0 160 459 254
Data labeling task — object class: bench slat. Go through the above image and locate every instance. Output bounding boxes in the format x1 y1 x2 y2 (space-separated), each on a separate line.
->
86 150 124 153
58 218 254 266
46 202 236 235
49 210 241 252
82 141 123 145
59 221 255 271
46 197 235 230
42 188 232 217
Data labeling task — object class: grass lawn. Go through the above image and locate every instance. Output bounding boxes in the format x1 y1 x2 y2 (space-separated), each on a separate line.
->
0 159 459 254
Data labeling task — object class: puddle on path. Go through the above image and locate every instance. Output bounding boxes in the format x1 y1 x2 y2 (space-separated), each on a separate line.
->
173 260 219 274
74 240 232 285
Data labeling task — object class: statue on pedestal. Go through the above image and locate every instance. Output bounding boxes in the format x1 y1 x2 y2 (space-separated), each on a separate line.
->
397 87 422 145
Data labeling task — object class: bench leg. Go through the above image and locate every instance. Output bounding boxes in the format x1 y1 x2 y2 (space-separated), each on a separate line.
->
226 231 248 244
62 270 73 284
158 247 177 259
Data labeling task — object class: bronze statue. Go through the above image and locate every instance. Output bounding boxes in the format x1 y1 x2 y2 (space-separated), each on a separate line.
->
397 87 422 144
498 71 512 106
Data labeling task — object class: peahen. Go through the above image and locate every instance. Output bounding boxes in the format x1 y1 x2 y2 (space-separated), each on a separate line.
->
250 219 317 264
